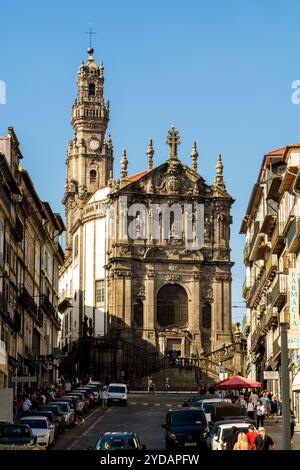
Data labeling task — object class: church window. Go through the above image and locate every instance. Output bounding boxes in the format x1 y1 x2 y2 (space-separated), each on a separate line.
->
133 300 143 328
157 284 188 328
96 280 105 305
202 304 211 329
89 83 95 96
90 169 97 184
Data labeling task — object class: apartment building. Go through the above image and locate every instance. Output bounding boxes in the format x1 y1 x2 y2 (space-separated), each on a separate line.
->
240 143 300 417
0 127 65 389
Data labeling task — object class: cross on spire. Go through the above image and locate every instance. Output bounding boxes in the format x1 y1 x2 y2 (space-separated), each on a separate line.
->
85 23 96 49
166 126 180 160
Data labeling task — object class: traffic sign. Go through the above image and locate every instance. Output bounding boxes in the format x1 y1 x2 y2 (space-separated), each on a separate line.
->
12 376 37 383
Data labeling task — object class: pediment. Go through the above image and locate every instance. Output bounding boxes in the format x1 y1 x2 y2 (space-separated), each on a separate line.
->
121 162 210 197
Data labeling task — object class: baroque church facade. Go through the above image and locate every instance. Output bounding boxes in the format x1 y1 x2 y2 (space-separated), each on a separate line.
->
59 47 234 364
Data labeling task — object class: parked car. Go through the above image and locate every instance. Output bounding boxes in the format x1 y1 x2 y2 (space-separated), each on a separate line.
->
93 432 146 451
29 411 59 437
162 408 209 450
50 401 75 427
107 383 128 406
37 405 65 433
207 417 256 449
20 416 55 448
208 421 258 450
197 398 232 424
0 423 37 448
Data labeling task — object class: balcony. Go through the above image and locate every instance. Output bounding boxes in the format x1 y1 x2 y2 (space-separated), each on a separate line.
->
18 285 38 316
265 254 278 280
249 221 264 261
271 274 287 308
250 314 267 352
0 186 12 214
58 291 72 312
272 335 281 359
287 217 300 253
40 295 60 327
265 305 278 328
248 268 267 308
260 206 277 236
270 224 285 255
243 241 250 264
266 175 282 202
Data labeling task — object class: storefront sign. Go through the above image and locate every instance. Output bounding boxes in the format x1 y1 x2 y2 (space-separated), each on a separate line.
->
12 376 37 383
263 371 279 380
0 340 7 367
288 269 300 349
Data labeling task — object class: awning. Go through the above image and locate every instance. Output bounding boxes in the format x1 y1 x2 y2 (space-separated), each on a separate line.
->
292 372 300 392
215 374 262 390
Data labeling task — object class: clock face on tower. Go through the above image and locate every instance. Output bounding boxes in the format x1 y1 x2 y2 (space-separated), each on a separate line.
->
89 138 100 151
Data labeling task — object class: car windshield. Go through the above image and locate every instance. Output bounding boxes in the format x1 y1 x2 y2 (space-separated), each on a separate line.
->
202 403 215 413
22 420 47 429
222 427 249 440
96 436 137 450
55 403 69 412
1 426 31 438
170 411 205 426
108 386 125 393
40 406 59 415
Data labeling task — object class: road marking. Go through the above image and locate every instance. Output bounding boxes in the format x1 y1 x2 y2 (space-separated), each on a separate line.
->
166 404 172 407
154 403 160 406
130 402 137 405
67 408 111 450
142 403 149 406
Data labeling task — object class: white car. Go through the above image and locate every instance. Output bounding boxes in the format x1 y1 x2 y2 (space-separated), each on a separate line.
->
107 383 128 406
199 398 232 423
211 422 258 450
21 416 55 448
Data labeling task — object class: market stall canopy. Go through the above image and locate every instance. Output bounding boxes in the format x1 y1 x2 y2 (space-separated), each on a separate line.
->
292 372 300 392
215 375 261 390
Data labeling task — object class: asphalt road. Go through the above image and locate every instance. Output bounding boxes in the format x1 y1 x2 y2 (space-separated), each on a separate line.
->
53 393 185 450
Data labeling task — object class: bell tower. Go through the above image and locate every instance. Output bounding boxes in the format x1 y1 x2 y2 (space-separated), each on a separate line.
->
63 48 113 257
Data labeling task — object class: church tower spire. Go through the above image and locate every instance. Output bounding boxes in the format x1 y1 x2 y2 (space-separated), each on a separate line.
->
63 48 113 257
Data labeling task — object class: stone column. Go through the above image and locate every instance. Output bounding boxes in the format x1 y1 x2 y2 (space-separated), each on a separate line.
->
124 273 132 328
143 271 155 345
191 274 202 351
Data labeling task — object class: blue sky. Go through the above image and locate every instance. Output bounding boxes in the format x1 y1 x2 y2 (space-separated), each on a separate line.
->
1 0 300 323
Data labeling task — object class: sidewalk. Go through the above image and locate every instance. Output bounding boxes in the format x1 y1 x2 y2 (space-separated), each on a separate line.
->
265 417 300 450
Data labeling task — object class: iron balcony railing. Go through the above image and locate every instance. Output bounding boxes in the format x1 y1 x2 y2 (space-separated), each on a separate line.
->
18 284 38 316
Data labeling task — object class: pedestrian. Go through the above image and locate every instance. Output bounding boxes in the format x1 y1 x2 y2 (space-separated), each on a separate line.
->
256 400 265 429
245 424 258 449
221 426 239 450
165 378 170 393
238 394 246 416
260 392 270 418
75 398 85 424
246 399 255 420
253 427 275 450
148 377 154 395
101 386 108 409
233 432 250 450
291 409 296 442
249 389 259 407
64 379 72 393
270 395 278 423
21 395 32 417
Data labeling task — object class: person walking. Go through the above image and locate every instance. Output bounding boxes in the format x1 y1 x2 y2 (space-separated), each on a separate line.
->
253 427 275 450
221 426 239 450
246 400 255 420
233 432 250 450
260 392 270 419
238 395 246 416
75 398 85 424
148 377 154 395
270 396 278 423
21 395 32 417
164 378 170 393
101 386 109 409
256 400 265 429
245 424 258 449
291 409 296 442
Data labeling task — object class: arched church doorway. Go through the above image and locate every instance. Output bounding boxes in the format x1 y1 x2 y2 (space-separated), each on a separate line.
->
157 284 188 328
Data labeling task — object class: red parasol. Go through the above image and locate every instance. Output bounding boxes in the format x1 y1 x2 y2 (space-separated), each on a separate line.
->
215 375 261 390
